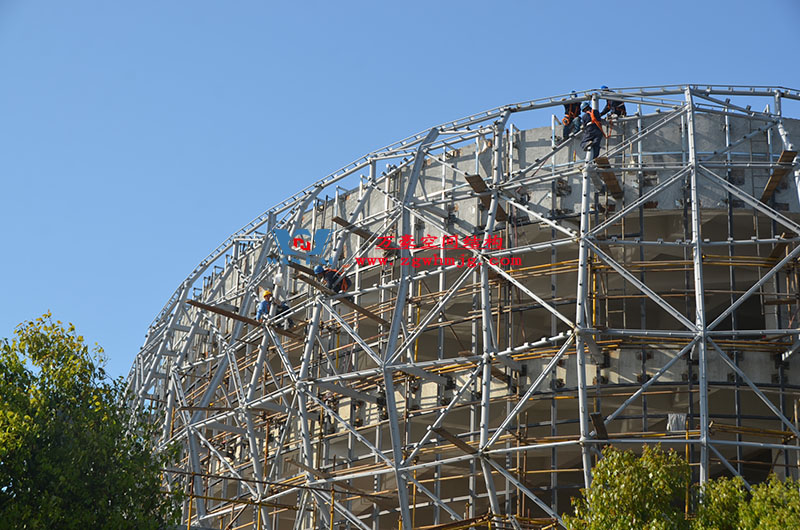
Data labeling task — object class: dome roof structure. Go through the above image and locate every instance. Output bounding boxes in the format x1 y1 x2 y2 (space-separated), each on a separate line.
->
128 85 800 529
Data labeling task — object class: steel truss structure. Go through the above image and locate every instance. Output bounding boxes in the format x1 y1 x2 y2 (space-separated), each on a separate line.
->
128 85 800 529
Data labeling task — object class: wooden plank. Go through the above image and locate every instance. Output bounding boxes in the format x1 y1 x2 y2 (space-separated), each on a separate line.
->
433 427 478 455
284 260 315 275
296 274 390 327
268 325 303 341
332 216 400 255
590 412 609 440
186 299 302 340
777 150 797 164
490 366 511 385
464 173 490 193
768 232 796 261
761 150 797 202
464 174 508 221
188 299 261 326
763 298 799 306
769 242 788 261
332 215 371 240
594 156 624 199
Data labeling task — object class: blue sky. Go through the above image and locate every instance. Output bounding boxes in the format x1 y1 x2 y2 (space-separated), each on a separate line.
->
1 0 798 378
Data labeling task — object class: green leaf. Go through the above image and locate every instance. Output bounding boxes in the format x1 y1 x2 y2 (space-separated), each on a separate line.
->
0 314 182 529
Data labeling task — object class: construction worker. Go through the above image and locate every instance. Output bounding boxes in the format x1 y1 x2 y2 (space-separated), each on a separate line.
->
599 86 627 118
313 265 351 294
580 102 605 160
256 289 294 328
561 91 581 139
256 290 273 322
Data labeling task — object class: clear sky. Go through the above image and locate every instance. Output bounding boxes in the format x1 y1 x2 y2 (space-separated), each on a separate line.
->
1 0 798 379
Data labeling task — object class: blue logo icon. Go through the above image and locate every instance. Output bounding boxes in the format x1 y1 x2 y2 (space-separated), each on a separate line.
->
271 229 332 266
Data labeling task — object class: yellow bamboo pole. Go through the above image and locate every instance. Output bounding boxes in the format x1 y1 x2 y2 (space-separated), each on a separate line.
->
329 483 335 530
187 487 193 530
414 281 421 362
412 468 418 528
685 418 690 517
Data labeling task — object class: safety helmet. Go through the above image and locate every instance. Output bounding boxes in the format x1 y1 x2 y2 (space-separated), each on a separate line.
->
263 289 272 298
313 265 324 275
600 85 608 90
581 102 590 111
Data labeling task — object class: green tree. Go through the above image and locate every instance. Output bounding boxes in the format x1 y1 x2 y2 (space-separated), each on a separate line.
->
695 473 800 529
0 314 181 530
693 476 748 530
739 474 800 529
567 444 800 530
564 445 691 530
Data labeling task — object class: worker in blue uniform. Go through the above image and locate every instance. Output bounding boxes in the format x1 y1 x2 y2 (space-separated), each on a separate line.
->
561 91 582 139
256 290 274 321
580 102 606 160
256 289 294 328
313 265 350 293
599 86 627 117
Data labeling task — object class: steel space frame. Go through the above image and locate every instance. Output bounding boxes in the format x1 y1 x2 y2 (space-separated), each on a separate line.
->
127 85 800 529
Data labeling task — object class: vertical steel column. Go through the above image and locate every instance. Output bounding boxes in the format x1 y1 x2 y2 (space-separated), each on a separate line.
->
575 96 597 490
549 113 559 513
773 91 798 479
685 88 710 484
245 333 273 529
678 111 698 472
765 104 794 478
434 146 450 526
468 136 480 520
372 162 385 530
636 111 648 434
479 118 507 516
297 301 328 527
382 128 438 529
724 111 744 475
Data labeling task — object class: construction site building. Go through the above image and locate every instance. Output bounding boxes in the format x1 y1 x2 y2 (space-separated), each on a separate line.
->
128 85 800 529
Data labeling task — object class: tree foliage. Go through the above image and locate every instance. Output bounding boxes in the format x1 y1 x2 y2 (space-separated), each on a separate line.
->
564 445 690 530
739 474 800 529
694 473 800 529
566 444 800 530
0 314 181 530
693 476 748 530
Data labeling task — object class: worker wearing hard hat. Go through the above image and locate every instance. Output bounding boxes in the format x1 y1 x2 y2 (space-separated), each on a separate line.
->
561 90 581 140
580 102 606 160
256 289 295 328
599 86 627 118
313 265 351 293
256 290 273 322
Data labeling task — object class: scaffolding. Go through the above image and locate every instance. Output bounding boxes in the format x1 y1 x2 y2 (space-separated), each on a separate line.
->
127 85 800 529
